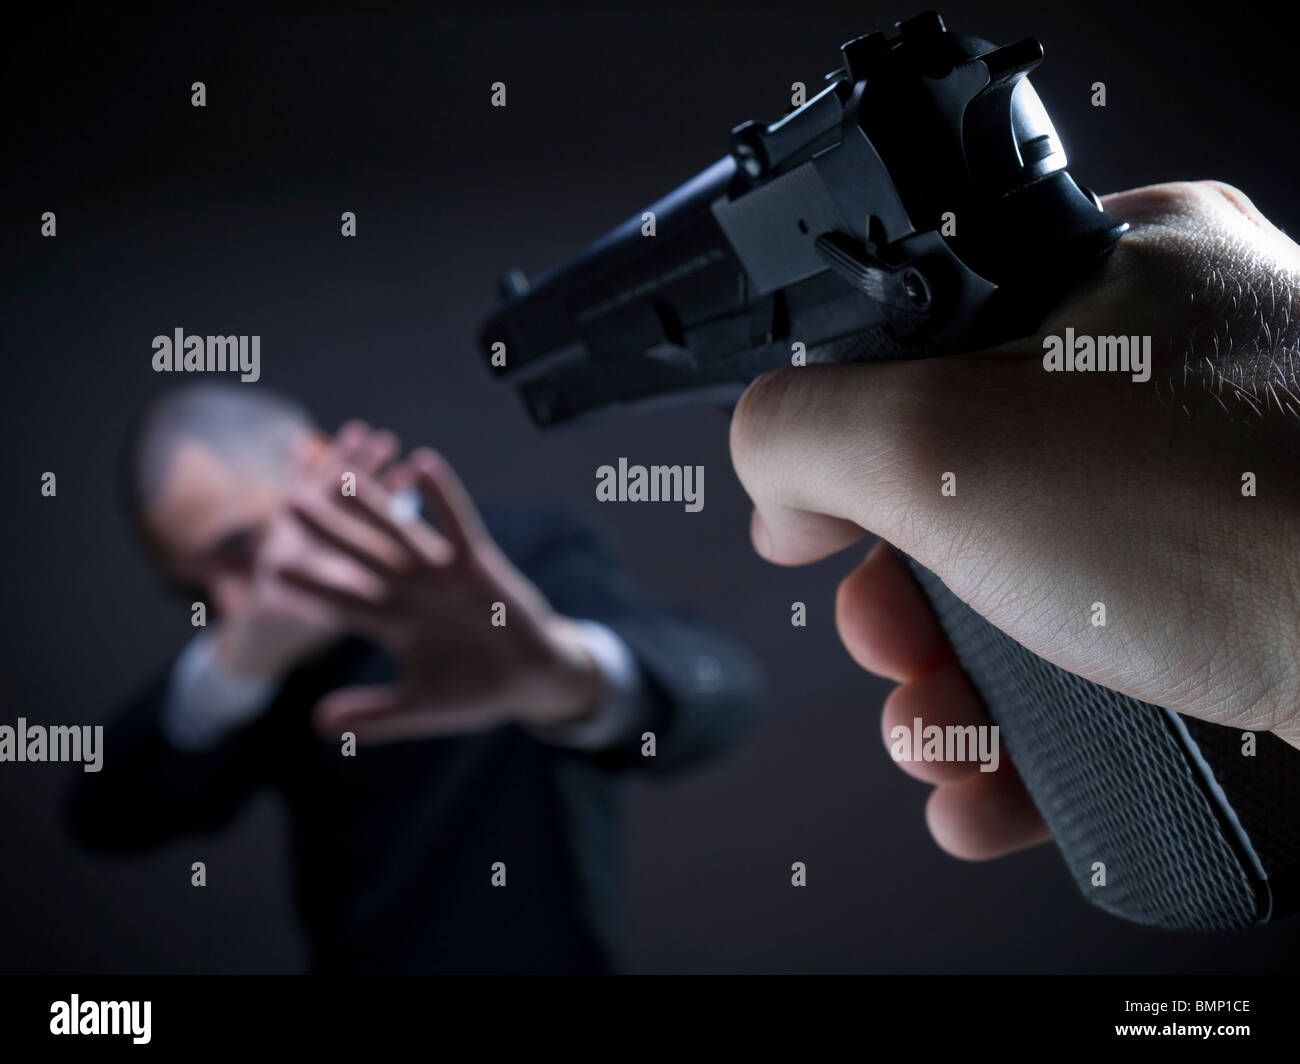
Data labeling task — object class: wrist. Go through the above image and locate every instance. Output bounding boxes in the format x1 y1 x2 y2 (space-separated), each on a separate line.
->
214 618 299 680
513 616 606 727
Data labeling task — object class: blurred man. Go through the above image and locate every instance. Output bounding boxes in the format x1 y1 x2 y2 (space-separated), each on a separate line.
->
68 382 761 973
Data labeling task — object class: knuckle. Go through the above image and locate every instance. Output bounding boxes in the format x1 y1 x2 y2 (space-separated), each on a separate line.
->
287 483 314 509
337 420 367 445
1127 180 1260 229
1151 180 1216 218
388 551 417 580
374 581 404 611
1195 179 1261 221
414 447 449 480
730 367 798 482
1105 181 1242 238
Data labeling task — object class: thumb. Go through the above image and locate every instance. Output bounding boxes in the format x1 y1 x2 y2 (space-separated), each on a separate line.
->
312 683 409 739
726 184 1186 569
729 354 1045 571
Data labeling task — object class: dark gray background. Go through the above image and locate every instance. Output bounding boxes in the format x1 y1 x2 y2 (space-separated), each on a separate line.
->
3 0 1297 972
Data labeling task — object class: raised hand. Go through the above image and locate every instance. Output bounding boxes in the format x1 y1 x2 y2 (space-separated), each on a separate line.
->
277 447 604 743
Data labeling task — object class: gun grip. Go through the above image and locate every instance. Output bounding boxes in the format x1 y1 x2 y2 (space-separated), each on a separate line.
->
904 555 1300 929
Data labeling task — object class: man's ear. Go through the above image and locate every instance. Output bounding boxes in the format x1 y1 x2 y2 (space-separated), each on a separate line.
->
292 429 333 474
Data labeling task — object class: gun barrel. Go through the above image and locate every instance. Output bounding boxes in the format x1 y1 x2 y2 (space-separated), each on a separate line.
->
481 155 795 426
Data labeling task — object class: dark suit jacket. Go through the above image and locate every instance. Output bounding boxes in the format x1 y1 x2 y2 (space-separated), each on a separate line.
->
66 505 762 973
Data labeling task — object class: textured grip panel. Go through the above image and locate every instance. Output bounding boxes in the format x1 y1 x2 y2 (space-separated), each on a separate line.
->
905 557 1269 930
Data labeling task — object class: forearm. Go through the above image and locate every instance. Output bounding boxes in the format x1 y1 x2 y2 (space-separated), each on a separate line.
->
523 618 653 753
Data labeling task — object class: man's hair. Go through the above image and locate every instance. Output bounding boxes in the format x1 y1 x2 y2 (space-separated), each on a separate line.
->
121 382 315 539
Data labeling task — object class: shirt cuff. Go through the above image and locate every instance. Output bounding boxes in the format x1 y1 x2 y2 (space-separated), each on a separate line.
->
159 629 280 751
526 620 651 752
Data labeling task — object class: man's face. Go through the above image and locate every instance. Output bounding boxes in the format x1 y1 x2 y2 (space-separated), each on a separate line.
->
143 441 289 618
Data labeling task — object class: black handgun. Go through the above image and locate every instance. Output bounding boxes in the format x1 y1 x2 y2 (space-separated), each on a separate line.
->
479 11 1300 931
